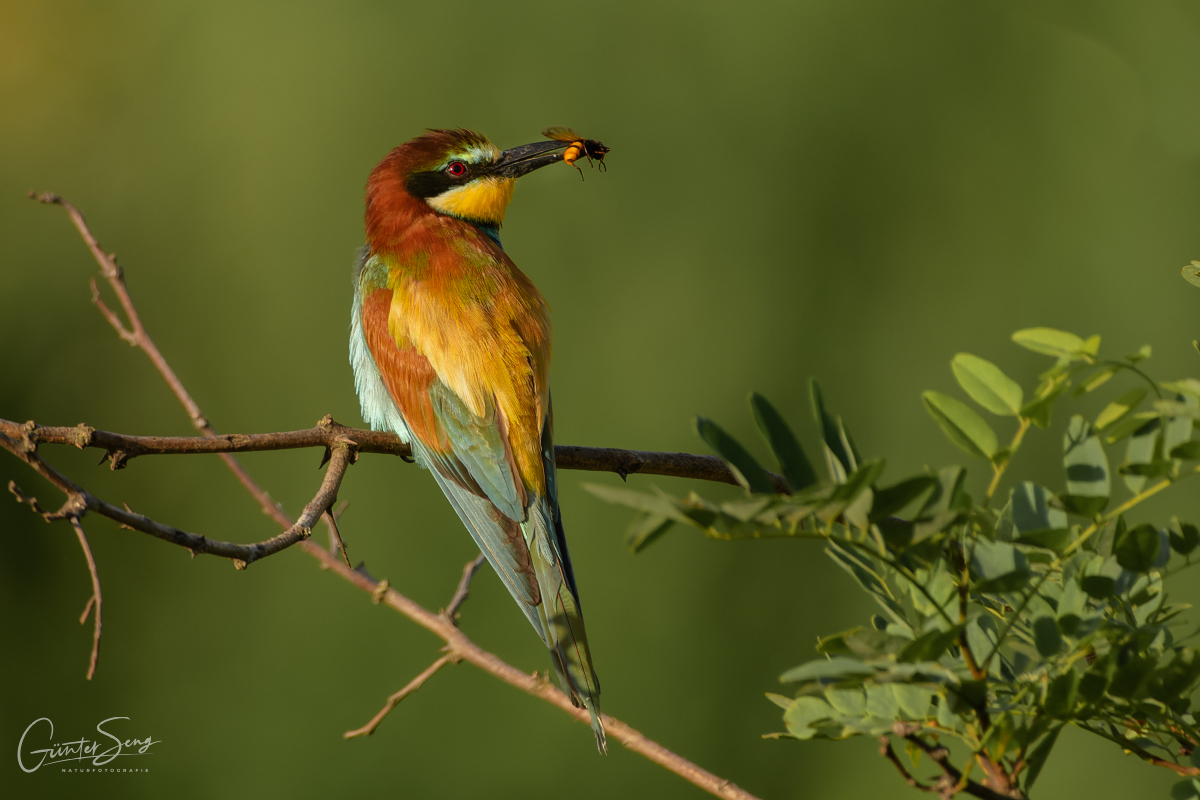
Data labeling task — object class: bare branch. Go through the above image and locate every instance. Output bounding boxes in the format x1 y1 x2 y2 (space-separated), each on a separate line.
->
443 553 486 624
1086 721 1200 777
343 655 453 739
0 416 781 491
879 735 933 792
70 517 102 680
1 430 357 567
89 277 136 344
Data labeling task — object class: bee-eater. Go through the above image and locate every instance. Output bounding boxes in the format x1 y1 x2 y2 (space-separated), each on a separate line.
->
349 128 605 751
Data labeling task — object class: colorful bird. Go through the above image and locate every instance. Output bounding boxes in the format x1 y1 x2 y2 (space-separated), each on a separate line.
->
349 128 607 751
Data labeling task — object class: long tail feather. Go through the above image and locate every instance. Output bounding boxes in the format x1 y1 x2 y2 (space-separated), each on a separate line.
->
525 500 605 752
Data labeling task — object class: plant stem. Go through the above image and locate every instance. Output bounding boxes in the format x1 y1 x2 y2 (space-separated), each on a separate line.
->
985 417 1031 505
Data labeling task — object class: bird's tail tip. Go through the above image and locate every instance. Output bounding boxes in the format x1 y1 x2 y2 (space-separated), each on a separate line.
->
583 697 607 755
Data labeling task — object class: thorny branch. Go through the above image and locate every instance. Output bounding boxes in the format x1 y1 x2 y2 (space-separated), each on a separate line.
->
878 735 933 793
2 423 358 569
0 414 777 491
5 192 765 800
892 724 1025 800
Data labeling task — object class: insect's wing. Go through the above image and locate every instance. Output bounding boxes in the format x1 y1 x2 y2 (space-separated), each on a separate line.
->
542 126 583 142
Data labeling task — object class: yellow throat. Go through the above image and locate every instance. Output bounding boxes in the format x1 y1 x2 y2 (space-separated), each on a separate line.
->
427 176 516 225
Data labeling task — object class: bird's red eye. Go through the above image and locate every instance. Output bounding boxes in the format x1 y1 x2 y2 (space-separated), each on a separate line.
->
446 161 467 177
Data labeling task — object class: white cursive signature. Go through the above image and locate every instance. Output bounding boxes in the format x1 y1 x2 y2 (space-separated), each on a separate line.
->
17 717 159 773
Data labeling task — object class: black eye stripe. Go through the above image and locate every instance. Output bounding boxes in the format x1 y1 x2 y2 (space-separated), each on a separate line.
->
406 170 457 199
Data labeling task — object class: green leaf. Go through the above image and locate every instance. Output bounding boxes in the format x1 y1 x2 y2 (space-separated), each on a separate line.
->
951 353 1024 415
1012 327 1090 359
972 538 1031 593
625 513 674 553
1108 655 1156 698
1056 495 1107 518
1183 260 1200 288
825 541 908 625
1020 380 1070 428
1104 412 1159 445
1170 779 1200 800
1010 483 1067 533
1164 394 1197 453
936 692 962 731
891 684 934 719
1126 345 1152 364
824 687 867 717
1016 528 1074 553
1158 648 1200 699
1115 523 1161 573
1033 616 1063 657
829 459 886 506
869 475 937 523
947 680 987 713
765 692 793 711
1170 519 1200 555
922 391 998 460
1171 441 1200 460
1078 651 1116 701
1043 670 1079 717
1163 379 1200 399
1095 389 1146 432
1075 365 1118 396
749 393 818 492
817 628 910 659
695 417 776 494
1063 416 1109 507
1056 576 1086 622
1079 575 1116 599
1022 727 1061 791
782 696 834 740
1122 417 1161 494
584 483 684 518
863 684 900 725
898 625 964 663
779 657 877 684
810 380 853 480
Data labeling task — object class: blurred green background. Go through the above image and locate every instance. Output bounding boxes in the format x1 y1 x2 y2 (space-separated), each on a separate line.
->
4 0 1200 797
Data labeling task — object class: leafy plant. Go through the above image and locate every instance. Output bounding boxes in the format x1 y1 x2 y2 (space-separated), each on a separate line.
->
590 325 1200 799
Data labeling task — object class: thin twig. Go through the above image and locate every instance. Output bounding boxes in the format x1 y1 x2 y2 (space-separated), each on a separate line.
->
22 192 765 800
324 508 352 568
443 554 486 624
324 500 349 555
69 517 102 680
879 735 933 792
343 655 453 739
1082 722 1200 777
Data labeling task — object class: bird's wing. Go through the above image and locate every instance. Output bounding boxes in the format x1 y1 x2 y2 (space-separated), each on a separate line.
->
359 285 542 618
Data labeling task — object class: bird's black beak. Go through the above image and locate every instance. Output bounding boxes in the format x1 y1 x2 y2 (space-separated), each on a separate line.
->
487 140 568 178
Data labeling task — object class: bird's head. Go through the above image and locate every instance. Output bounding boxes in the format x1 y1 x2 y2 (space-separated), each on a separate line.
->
366 128 570 246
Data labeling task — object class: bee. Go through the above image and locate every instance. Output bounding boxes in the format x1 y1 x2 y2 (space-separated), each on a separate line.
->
542 126 610 180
